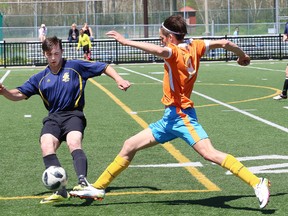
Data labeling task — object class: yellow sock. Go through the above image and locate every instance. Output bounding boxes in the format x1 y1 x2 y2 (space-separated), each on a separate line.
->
221 154 260 187
93 155 130 189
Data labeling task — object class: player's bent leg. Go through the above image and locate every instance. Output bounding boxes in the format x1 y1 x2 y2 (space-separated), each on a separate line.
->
70 128 158 200
119 128 159 161
40 134 60 156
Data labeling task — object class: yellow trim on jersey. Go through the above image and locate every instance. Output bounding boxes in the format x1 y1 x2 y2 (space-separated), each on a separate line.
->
38 73 50 107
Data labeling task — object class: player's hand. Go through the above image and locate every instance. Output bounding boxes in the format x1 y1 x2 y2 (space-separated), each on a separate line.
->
117 79 131 91
237 54 250 66
0 83 6 94
106 30 127 45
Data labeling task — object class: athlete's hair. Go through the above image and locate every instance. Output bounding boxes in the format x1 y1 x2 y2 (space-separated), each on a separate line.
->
42 36 62 52
161 15 187 41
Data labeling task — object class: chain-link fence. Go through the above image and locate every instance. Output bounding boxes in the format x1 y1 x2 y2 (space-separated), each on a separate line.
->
1 0 288 41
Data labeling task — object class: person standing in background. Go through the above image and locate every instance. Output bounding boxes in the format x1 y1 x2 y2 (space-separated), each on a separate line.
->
77 29 92 60
273 22 288 100
39 24 47 42
233 26 239 36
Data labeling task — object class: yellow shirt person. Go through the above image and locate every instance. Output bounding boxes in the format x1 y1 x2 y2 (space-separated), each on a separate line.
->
77 29 92 60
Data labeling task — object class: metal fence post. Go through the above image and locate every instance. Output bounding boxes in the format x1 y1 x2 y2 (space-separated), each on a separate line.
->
115 40 118 65
279 33 283 60
3 40 6 68
225 35 228 62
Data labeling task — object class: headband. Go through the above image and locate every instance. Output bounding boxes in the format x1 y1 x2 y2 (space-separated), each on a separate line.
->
161 22 183 35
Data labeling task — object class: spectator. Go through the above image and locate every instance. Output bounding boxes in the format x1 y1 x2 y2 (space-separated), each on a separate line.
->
68 23 79 42
38 24 47 42
82 23 94 41
233 27 239 36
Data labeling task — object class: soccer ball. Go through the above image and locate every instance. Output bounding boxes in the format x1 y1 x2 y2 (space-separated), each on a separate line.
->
42 166 68 191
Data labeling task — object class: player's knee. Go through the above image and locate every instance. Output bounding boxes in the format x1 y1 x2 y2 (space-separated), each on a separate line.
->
199 148 219 162
201 152 213 161
67 140 82 151
122 139 138 154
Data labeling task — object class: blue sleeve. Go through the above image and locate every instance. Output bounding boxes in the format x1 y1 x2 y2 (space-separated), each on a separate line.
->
17 73 42 98
72 60 108 80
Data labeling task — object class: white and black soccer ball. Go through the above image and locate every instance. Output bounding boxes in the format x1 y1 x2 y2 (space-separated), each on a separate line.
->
42 166 68 191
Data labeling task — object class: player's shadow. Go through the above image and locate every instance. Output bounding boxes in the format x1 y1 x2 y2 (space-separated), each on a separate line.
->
158 194 278 214
105 186 160 193
52 185 161 207
53 186 285 213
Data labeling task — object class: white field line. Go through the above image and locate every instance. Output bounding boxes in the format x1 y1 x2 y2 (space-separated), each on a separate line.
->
120 66 288 133
228 64 284 72
129 162 203 168
0 70 11 83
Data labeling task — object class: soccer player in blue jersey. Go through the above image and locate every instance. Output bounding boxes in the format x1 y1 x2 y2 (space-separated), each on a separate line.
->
0 36 131 204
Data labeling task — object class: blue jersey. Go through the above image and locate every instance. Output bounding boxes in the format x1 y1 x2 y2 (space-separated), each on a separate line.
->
17 59 107 113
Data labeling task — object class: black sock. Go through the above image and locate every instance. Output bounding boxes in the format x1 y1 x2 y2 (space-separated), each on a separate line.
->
43 154 61 169
71 149 88 184
57 188 68 197
282 78 288 96
43 154 67 194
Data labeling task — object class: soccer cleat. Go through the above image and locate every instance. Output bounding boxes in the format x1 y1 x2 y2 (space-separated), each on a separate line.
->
273 94 287 100
40 191 70 204
254 178 271 209
70 179 105 201
72 181 88 191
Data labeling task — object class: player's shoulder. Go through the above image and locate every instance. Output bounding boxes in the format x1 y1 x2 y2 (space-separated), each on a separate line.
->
187 38 207 45
65 59 84 67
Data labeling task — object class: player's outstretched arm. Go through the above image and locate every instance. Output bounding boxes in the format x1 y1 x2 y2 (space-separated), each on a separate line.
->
104 65 131 91
0 83 27 101
106 30 170 58
209 39 250 66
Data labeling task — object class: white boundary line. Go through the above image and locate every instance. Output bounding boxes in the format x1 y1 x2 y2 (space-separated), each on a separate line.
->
228 64 284 72
120 66 288 133
0 70 11 83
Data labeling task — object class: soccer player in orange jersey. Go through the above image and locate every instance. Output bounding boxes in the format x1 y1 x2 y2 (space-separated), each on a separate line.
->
70 15 270 209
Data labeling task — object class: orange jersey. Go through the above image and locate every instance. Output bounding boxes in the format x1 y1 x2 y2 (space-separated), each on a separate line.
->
161 39 209 109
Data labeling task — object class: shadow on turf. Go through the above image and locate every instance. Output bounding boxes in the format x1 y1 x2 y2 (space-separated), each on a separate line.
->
52 188 285 214
35 186 159 196
60 195 277 213
161 195 277 213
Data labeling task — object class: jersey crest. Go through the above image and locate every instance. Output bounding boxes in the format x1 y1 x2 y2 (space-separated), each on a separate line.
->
62 72 70 82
